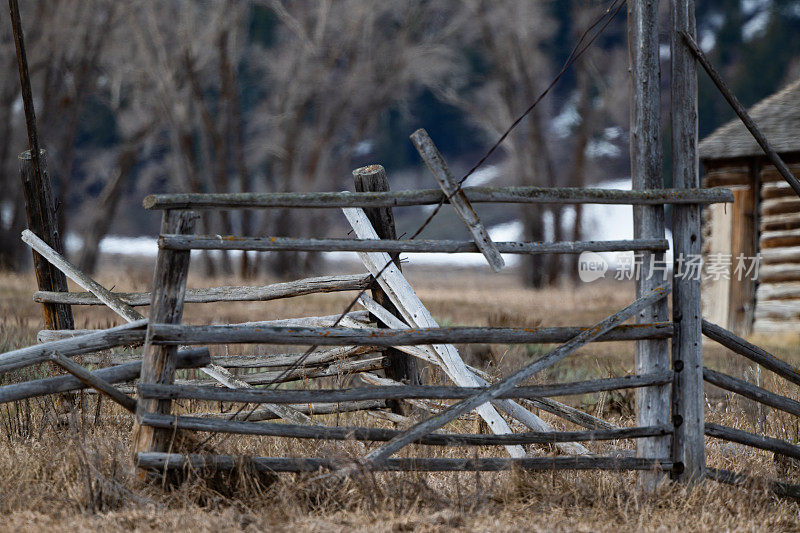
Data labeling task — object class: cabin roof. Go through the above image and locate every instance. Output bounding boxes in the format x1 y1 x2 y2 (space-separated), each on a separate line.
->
699 78 800 161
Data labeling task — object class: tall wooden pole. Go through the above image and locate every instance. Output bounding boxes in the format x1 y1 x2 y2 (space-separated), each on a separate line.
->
670 0 705 482
353 165 421 412
628 0 670 489
9 0 73 331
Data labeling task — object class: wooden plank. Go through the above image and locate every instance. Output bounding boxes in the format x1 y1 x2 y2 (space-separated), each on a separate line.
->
142 187 734 210
49 351 137 413
353 165 420 399
140 372 674 404
22 230 144 322
197 363 313 426
754 301 800 320
0 319 147 374
706 467 800 500
410 129 504 271
189 356 389 386
682 32 800 198
159 235 669 255
357 286 670 469
139 412 671 446
629 0 671 489
134 210 196 460
760 229 800 249
38 312 370 342
33 274 372 306
198 400 387 422
18 151 74 330
0 348 208 404
760 213 800 232
705 423 800 461
756 282 800 301
728 186 757 333
758 264 800 284
703 367 800 417
761 197 800 217
136 453 674 473
149 322 673 346
702 320 800 386
671 0 704 483
762 181 798 200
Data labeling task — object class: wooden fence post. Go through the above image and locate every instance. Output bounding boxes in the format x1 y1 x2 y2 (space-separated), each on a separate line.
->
353 165 421 411
628 0 671 489
670 0 705 482
19 150 74 331
134 210 197 464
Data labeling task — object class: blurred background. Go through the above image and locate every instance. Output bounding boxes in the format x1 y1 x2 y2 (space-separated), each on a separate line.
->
0 0 797 285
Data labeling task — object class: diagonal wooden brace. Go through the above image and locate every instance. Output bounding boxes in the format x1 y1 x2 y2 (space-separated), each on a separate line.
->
355 284 670 469
49 350 138 413
410 129 505 271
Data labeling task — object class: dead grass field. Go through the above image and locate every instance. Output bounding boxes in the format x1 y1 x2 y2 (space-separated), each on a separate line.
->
1 261 800 531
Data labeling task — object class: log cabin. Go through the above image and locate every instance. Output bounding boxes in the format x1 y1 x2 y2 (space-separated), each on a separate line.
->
700 78 800 334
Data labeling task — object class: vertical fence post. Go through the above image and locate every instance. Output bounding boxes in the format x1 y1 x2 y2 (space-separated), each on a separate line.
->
134 210 196 466
628 0 671 489
670 0 705 482
353 165 421 412
19 150 74 331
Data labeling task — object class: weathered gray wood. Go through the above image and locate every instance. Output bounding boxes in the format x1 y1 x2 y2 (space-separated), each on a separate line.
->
140 371 673 404
136 452 674 473
410 129 504 271
199 400 387 422
0 348 208 404
139 412 671 446
49 351 137 413
18 151 74 331
706 467 800 500
359 295 617 433
142 187 734 210
347 208 566 456
134 210 196 460
701 320 800 387
189 356 389 386
705 423 800 461
703 367 800 417
22 230 144 322
670 0 705 483
37 312 370 343
519 397 618 431
160 234 670 255
197 363 313 426
149 322 673 346
0 319 147 374
629 0 671 489
358 285 669 468
208 346 377 369
353 165 420 401
33 274 372 306
682 33 800 198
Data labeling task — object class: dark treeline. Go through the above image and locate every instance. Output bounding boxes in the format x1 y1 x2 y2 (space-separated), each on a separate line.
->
0 0 797 285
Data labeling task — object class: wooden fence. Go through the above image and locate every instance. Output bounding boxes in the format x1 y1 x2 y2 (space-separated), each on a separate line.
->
3 0 800 498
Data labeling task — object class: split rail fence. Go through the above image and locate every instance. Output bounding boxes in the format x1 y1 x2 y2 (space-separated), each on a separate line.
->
4 0 800 497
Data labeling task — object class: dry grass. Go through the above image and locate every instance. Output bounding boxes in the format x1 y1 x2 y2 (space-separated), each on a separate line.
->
1 262 800 531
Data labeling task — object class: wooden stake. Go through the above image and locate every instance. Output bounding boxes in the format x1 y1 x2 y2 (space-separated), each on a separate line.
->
410 129 505 271
133 210 196 462
353 165 420 397
670 0 705 482
628 0 671 490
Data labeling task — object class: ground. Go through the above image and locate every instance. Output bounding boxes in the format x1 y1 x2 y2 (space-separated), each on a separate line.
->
1 260 800 531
